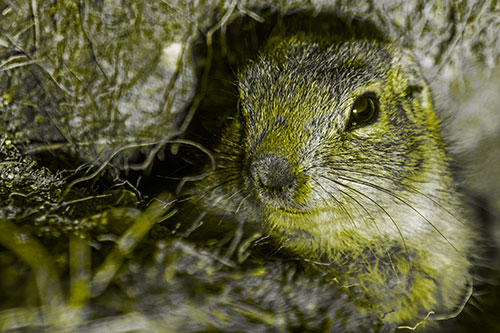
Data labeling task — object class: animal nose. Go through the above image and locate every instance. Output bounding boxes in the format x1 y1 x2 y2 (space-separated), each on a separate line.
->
250 154 298 200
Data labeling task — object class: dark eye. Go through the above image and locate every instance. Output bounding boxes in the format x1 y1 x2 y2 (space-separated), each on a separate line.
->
347 93 379 129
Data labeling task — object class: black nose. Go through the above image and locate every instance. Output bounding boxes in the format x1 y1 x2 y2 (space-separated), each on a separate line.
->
250 154 297 200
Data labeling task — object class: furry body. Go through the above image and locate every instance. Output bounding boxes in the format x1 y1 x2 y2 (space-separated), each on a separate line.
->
191 34 476 325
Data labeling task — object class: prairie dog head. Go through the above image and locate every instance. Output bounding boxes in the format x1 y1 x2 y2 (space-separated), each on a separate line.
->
225 35 464 250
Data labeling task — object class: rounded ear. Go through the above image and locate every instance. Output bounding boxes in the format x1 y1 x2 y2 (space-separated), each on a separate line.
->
392 48 429 96
391 47 441 134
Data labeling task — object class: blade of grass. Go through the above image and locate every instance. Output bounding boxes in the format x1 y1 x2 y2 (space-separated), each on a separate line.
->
69 233 91 308
90 196 175 297
0 219 64 321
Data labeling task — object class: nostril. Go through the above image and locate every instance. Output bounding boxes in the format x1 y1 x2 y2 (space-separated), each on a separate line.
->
250 154 297 197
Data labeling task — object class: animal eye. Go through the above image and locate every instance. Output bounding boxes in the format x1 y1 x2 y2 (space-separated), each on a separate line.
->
347 93 379 129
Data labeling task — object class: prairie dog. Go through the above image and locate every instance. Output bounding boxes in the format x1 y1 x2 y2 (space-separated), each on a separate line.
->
188 30 476 325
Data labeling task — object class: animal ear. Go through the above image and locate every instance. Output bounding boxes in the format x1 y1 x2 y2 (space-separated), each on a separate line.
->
404 84 423 99
392 47 441 134
392 48 433 108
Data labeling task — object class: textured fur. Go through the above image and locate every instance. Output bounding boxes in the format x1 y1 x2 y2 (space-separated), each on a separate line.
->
190 34 477 326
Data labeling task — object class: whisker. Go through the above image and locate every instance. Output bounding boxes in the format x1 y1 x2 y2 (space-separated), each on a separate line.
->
189 177 239 204
319 174 409 253
326 166 468 226
311 178 357 229
335 174 463 256
312 177 399 276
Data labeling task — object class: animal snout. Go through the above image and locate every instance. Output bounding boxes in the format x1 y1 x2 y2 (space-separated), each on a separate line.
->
250 154 298 202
